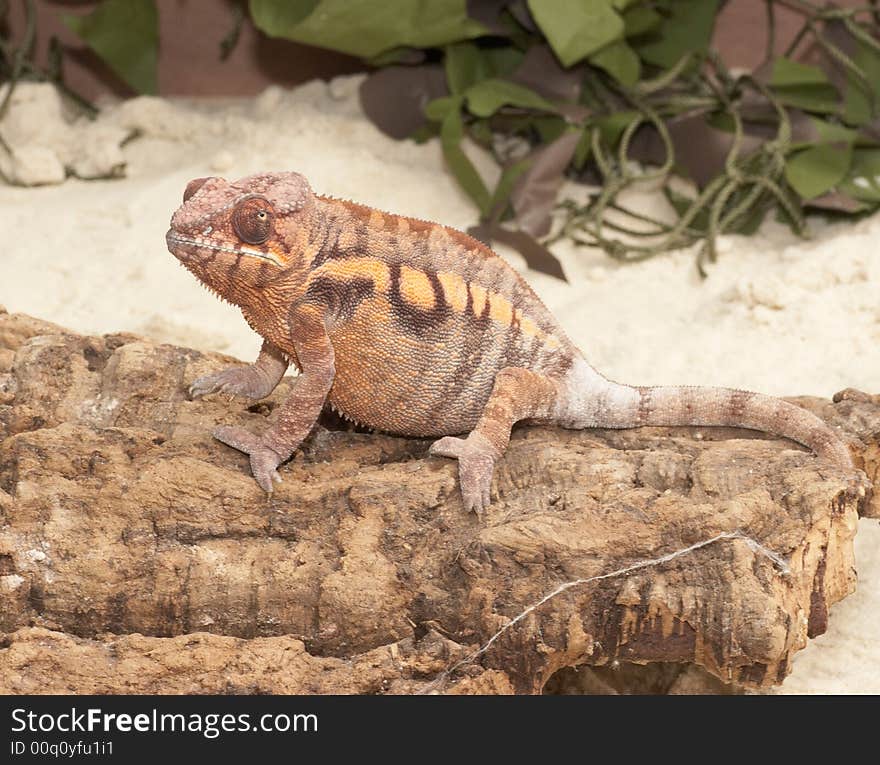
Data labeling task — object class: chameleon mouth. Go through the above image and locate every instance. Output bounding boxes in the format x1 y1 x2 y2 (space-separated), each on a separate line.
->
165 230 284 266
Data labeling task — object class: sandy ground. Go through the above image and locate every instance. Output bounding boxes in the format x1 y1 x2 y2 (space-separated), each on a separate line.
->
1 78 878 693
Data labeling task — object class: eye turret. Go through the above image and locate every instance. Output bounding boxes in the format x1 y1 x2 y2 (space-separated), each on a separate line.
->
232 197 274 245
183 177 210 202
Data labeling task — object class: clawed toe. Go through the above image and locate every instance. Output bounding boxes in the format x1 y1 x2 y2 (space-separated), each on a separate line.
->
460 462 493 516
213 426 284 493
190 371 230 399
250 451 283 493
190 367 269 400
428 436 467 459
189 378 213 399
429 434 497 516
213 425 264 453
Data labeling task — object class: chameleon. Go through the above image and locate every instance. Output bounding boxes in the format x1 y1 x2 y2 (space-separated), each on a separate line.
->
166 171 853 515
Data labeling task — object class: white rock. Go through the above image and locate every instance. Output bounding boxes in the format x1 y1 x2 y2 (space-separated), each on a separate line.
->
8 145 66 186
0 81 65 147
67 122 129 179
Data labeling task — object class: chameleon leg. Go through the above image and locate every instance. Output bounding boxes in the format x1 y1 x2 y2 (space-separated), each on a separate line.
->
429 367 561 515
190 339 288 400
213 304 335 492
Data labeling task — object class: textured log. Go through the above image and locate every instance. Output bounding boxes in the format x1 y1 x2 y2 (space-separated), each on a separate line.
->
0 307 874 694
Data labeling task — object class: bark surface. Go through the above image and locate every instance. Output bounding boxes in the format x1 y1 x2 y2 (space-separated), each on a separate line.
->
0 308 875 693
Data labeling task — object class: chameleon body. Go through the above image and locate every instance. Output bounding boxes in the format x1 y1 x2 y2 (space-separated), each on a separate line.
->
166 172 853 514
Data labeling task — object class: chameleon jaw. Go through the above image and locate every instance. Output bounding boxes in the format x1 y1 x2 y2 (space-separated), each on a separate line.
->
165 230 284 266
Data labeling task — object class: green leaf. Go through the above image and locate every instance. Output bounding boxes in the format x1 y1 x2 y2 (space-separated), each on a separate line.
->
445 42 523 94
532 115 568 143
487 158 531 221
464 78 557 117
773 87 841 114
590 40 640 86
246 0 320 29
440 99 491 214
784 143 852 199
635 0 718 69
785 117 858 151
596 110 640 145
410 122 440 144
811 117 857 144
573 127 591 169
706 110 736 133
482 47 526 79
770 58 840 114
527 0 624 68
838 149 880 202
424 95 459 122
63 0 158 94
770 58 830 88
469 118 494 147
367 47 422 66
622 6 662 37
446 42 483 94
249 0 487 59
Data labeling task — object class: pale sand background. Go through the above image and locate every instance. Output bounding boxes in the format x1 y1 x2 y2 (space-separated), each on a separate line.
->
1 78 877 693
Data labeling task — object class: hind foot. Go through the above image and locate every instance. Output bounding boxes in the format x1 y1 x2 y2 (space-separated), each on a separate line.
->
213 425 285 492
429 433 498 516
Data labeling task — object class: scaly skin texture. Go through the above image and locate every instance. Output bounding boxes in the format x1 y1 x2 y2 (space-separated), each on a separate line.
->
166 172 854 514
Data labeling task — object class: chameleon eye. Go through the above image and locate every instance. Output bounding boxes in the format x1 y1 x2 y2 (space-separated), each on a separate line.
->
232 197 274 245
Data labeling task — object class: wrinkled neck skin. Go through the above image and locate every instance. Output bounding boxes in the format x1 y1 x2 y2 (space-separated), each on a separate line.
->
187 204 329 351
232 266 302 351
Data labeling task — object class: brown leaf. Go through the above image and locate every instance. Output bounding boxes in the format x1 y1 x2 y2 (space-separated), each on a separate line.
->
554 103 591 123
468 222 567 281
511 44 583 102
510 130 581 237
466 0 513 34
629 113 763 188
862 119 880 142
507 0 538 32
359 65 449 140
787 108 822 143
805 191 865 213
809 18 854 93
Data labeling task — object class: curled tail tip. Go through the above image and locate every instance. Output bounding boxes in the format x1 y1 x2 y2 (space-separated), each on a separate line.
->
800 413 854 472
824 437 855 472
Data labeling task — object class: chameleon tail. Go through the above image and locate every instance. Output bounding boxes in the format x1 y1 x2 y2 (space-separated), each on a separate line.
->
561 359 853 470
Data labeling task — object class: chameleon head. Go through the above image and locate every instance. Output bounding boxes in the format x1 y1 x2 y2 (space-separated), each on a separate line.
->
165 171 314 300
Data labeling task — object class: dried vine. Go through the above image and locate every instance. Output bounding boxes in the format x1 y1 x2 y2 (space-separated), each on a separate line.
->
2 0 880 276
548 0 880 275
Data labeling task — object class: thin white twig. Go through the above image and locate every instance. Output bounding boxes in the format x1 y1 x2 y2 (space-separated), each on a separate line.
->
422 529 789 693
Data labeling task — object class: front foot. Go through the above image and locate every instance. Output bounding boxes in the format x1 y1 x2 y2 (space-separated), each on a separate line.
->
213 425 285 492
190 365 274 400
429 434 497 516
